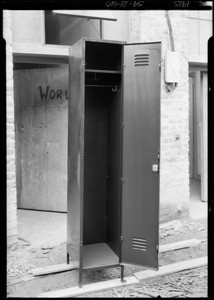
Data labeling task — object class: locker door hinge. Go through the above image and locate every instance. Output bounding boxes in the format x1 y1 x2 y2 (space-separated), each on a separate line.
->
80 241 83 246
121 122 125 128
123 64 126 69
159 59 163 72
81 150 84 157
157 244 159 253
82 61 86 66
120 178 124 183
120 236 124 241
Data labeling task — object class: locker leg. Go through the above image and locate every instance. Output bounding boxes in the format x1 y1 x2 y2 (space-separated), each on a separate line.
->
66 252 69 264
121 265 125 282
79 269 82 288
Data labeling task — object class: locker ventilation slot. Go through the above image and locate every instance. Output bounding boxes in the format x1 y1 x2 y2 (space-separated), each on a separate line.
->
132 237 146 251
134 54 149 66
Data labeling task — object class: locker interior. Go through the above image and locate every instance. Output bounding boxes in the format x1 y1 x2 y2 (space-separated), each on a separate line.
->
82 41 123 269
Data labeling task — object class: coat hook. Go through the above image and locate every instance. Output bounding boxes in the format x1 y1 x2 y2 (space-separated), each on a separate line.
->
91 73 100 81
112 85 118 92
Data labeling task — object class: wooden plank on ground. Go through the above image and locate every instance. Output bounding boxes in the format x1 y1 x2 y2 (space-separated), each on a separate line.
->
134 256 207 281
32 262 78 277
38 276 139 298
7 275 35 286
159 239 201 253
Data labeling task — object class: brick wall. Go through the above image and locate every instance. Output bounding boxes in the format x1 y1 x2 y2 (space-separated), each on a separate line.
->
129 11 189 222
4 10 17 247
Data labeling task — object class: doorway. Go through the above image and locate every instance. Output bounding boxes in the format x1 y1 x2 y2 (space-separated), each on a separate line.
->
189 70 208 209
14 61 69 249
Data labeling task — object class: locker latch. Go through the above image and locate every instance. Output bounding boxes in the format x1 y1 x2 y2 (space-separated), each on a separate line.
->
152 150 160 173
152 163 159 173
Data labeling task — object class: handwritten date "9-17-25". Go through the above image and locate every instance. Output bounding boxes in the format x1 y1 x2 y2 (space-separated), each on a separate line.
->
105 1 144 8
105 1 189 8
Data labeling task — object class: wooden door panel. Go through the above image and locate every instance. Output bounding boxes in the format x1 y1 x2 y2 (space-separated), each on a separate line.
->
14 66 68 211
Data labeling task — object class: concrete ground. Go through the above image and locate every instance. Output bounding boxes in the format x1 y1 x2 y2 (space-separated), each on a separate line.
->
17 210 66 248
189 178 207 220
17 178 207 249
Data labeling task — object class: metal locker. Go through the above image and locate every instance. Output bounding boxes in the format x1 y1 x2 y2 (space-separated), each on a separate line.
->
67 38 161 287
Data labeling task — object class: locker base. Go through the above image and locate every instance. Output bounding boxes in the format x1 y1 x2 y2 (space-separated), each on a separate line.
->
78 264 125 288
77 242 124 288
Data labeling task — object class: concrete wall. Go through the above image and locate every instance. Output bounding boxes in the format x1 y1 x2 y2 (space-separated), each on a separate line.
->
45 11 129 45
45 11 100 45
128 11 189 222
102 11 129 42
4 10 18 247
188 10 212 56
12 10 45 44
12 10 129 46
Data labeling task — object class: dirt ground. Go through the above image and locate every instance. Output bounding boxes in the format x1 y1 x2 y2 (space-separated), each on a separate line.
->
7 217 207 298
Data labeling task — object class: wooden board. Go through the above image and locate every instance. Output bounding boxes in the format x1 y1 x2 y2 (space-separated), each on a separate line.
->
32 262 78 277
159 239 201 253
14 66 69 211
134 256 207 281
38 276 139 298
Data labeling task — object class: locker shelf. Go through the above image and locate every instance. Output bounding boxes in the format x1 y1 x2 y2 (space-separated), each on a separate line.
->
82 243 119 270
85 69 121 74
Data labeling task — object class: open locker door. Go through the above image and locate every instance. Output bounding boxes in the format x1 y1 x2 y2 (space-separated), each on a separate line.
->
121 42 161 269
67 38 85 265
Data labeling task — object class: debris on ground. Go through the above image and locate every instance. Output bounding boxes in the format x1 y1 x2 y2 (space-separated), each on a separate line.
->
113 287 130 298
160 220 184 239
18 237 31 247
49 257 55 262
41 244 55 250
7 217 207 298
42 249 52 254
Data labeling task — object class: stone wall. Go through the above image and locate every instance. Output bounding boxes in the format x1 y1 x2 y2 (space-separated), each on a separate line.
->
128 11 190 222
